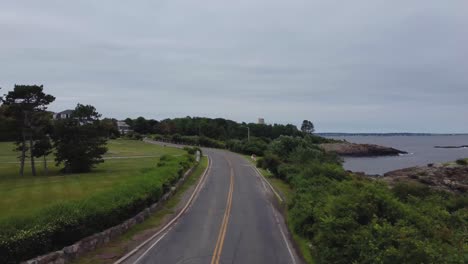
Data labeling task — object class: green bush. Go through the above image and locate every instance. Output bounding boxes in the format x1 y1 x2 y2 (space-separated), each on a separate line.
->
287 173 467 264
260 153 282 176
455 159 467 165
260 135 467 264
392 182 432 201
183 146 201 156
123 131 143 140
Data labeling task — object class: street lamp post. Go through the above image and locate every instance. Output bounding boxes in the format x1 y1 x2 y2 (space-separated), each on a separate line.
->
241 125 250 142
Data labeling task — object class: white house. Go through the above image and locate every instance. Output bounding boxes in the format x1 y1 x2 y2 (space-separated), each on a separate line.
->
53 110 74 120
117 121 132 134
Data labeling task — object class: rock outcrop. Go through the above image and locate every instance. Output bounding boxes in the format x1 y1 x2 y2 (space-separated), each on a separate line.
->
382 161 468 194
320 142 407 157
434 145 468 149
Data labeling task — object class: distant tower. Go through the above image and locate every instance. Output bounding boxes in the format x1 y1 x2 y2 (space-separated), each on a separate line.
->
258 118 265 125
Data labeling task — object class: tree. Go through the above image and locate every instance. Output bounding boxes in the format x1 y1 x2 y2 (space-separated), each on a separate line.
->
0 104 17 141
1 85 55 176
53 104 108 173
101 118 120 138
33 136 53 174
31 112 54 175
71 103 101 122
133 116 150 134
301 120 315 134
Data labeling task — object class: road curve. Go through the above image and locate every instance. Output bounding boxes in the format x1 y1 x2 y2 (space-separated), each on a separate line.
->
122 148 300 264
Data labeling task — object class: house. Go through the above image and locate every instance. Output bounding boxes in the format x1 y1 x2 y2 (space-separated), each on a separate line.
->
53 110 74 120
117 121 132 134
258 118 265 125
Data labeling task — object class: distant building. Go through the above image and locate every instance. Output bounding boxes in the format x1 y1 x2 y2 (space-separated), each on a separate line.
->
53 110 74 120
117 121 132 134
258 118 265 125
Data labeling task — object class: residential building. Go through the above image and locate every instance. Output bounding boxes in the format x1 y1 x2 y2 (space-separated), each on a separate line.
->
117 121 132 134
53 110 74 120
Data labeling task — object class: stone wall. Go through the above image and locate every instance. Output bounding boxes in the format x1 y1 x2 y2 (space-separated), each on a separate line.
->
24 165 197 264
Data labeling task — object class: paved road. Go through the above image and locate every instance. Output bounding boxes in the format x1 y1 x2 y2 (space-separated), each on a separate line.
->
124 147 299 264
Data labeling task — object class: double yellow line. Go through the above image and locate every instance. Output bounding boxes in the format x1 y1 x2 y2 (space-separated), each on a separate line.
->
210 159 235 264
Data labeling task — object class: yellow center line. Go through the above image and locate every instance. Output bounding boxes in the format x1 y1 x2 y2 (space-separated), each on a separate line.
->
210 158 235 264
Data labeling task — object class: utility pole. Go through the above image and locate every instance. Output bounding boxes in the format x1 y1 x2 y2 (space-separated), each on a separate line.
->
241 126 250 142
241 125 250 142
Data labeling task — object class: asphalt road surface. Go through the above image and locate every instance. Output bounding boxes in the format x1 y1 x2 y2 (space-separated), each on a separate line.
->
123 147 300 264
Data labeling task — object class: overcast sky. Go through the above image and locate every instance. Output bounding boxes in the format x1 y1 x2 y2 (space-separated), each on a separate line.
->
1 0 467 133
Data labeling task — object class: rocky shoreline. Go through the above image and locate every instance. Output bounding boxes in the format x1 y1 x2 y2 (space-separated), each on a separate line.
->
381 160 468 194
434 145 468 149
320 142 407 157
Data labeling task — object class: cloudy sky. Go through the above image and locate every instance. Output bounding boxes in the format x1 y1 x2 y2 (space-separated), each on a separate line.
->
1 0 467 133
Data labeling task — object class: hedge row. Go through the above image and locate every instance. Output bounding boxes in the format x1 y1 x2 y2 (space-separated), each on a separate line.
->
0 154 195 263
151 134 226 149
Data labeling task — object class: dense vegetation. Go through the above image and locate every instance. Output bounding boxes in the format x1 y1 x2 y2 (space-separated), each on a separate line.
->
124 116 304 141
0 142 196 263
257 136 467 263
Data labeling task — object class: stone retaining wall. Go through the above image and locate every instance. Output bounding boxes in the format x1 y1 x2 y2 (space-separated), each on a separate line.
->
24 164 197 264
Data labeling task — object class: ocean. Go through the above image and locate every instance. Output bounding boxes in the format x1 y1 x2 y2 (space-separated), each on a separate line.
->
327 135 468 175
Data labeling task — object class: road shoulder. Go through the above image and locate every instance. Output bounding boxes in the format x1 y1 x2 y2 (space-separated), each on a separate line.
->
242 154 313 264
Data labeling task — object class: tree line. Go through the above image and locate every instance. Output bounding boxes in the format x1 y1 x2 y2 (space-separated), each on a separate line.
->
124 116 315 141
0 85 109 175
1 85 318 175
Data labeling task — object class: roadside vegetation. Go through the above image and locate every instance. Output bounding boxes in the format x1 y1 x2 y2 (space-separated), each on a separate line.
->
0 139 194 263
255 136 467 264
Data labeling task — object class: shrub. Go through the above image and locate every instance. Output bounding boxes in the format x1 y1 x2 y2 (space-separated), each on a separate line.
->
260 153 281 176
455 159 467 165
124 131 143 140
183 146 201 156
277 164 300 182
152 134 165 141
159 154 172 161
392 182 432 201
227 138 268 156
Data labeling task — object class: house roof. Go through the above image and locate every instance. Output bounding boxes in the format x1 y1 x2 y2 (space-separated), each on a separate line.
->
57 110 74 115
117 121 130 127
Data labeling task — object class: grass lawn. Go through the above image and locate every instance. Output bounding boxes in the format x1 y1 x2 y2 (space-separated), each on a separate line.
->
0 139 185 221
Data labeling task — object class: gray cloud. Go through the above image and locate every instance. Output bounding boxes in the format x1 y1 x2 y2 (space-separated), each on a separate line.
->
1 0 467 133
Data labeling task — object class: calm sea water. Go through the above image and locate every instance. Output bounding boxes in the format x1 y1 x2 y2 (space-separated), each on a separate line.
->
327 135 468 175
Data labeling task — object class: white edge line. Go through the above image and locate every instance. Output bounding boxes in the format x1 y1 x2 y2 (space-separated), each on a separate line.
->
132 229 171 264
114 156 212 264
251 166 284 203
246 158 295 264
270 203 297 264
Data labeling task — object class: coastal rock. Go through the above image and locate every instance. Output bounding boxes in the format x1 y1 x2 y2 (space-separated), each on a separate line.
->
382 160 468 194
434 145 468 149
320 142 407 157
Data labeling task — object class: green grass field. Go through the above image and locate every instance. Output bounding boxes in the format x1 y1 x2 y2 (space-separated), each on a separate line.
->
0 139 184 221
